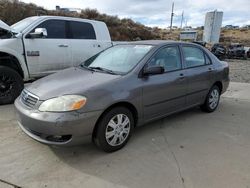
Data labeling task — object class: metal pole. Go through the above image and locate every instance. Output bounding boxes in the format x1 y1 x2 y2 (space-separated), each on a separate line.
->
180 11 184 29
170 2 174 32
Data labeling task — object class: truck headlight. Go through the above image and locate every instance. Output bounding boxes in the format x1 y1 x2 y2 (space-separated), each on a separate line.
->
39 95 87 112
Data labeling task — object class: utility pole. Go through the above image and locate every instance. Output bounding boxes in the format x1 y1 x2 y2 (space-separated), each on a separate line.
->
170 2 174 32
180 11 184 29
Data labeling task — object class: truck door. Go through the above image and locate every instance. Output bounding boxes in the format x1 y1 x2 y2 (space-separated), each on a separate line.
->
68 21 106 66
23 19 72 77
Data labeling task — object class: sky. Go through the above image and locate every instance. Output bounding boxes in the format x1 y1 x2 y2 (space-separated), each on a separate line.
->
21 0 250 28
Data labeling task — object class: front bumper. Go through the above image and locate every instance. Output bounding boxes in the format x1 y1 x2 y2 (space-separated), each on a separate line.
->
15 97 102 146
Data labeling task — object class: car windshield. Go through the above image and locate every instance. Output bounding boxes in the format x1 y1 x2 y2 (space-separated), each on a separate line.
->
11 17 39 32
82 45 153 74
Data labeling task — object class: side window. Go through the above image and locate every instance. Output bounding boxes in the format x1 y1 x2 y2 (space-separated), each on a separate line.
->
32 20 66 39
183 46 206 68
69 21 96 39
148 46 181 72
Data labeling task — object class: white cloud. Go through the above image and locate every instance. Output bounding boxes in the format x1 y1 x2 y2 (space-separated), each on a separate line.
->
20 0 250 28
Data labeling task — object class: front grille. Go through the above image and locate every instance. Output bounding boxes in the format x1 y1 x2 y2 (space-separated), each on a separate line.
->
20 89 39 108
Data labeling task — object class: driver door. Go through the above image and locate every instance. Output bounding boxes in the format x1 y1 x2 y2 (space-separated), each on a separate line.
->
142 45 187 121
23 19 72 77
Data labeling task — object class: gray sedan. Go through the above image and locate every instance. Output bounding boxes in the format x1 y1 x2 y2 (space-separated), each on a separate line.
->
15 41 229 152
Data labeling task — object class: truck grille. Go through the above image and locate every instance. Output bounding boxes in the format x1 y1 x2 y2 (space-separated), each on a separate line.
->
20 89 39 108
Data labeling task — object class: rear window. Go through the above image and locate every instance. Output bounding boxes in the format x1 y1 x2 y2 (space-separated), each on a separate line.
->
69 21 96 40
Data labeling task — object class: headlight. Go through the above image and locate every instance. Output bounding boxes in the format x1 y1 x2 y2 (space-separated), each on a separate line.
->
39 95 87 112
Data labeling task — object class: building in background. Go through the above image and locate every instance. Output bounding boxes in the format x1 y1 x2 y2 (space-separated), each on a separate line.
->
55 6 81 13
203 10 223 43
180 30 197 41
223 25 240 29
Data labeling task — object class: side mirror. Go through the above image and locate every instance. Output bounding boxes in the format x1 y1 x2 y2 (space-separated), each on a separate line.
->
26 28 48 39
143 66 164 76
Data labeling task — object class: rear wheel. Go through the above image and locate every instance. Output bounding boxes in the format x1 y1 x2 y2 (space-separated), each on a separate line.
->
201 85 220 113
0 66 23 105
93 107 134 152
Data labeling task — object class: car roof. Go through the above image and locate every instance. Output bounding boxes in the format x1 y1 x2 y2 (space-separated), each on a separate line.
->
114 40 201 47
29 15 104 24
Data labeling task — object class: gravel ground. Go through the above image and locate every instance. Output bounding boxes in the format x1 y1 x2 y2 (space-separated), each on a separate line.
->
227 59 250 83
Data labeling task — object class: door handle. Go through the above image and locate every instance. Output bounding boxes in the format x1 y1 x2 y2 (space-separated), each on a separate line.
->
179 73 185 79
58 44 68 47
93 44 101 48
208 67 214 72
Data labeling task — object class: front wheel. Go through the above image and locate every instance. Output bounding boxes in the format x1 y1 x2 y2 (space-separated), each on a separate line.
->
201 85 220 113
93 107 134 152
0 66 24 105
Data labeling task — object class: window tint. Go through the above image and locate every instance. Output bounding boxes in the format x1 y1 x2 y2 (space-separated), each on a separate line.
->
148 46 181 72
183 46 205 68
33 20 66 39
69 21 96 39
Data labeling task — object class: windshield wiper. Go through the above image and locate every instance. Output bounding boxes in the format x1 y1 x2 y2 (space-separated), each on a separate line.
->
80 64 97 72
89 67 118 75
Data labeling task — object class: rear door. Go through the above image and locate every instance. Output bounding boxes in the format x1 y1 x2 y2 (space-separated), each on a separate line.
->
24 19 72 77
181 45 214 106
142 45 187 121
68 21 104 66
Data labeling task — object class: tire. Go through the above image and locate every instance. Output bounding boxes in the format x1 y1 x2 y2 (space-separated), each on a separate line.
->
0 66 24 105
93 107 134 152
200 85 220 113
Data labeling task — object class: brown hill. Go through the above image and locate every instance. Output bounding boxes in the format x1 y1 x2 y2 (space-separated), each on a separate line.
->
0 0 250 45
0 0 161 41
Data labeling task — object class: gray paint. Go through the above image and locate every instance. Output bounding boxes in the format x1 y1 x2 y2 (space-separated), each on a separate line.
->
15 41 230 146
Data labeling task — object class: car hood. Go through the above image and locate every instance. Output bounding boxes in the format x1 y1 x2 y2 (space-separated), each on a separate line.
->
26 67 121 100
0 20 18 33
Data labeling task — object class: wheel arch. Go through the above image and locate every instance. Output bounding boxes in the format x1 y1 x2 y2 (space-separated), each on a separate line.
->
92 101 139 139
0 51 24 78
213 81 223 94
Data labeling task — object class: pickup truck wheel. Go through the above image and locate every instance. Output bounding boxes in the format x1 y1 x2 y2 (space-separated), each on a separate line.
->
93 107 134 152
0 66 23 105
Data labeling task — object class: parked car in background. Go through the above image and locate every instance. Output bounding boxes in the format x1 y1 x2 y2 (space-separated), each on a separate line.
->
247 49 250 58
227 44 247 59
193 41 206 47
15 41 230 152
0 16 112 105
211 43 227 60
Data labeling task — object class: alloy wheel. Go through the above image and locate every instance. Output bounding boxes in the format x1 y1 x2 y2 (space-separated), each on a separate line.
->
105 114 131 146
0 74 15 97
209 89 219 110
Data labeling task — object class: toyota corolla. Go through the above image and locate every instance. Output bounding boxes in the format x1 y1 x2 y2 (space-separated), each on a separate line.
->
15 41 229 152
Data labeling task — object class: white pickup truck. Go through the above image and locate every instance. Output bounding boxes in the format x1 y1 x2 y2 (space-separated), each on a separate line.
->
0 16 112 104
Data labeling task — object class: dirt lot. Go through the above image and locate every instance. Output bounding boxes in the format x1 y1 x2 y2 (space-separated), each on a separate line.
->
0 58 250 188
228 59 250 83
1 82 250 188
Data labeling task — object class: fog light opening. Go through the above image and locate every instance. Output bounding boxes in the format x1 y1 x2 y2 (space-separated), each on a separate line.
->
46 135 72 142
